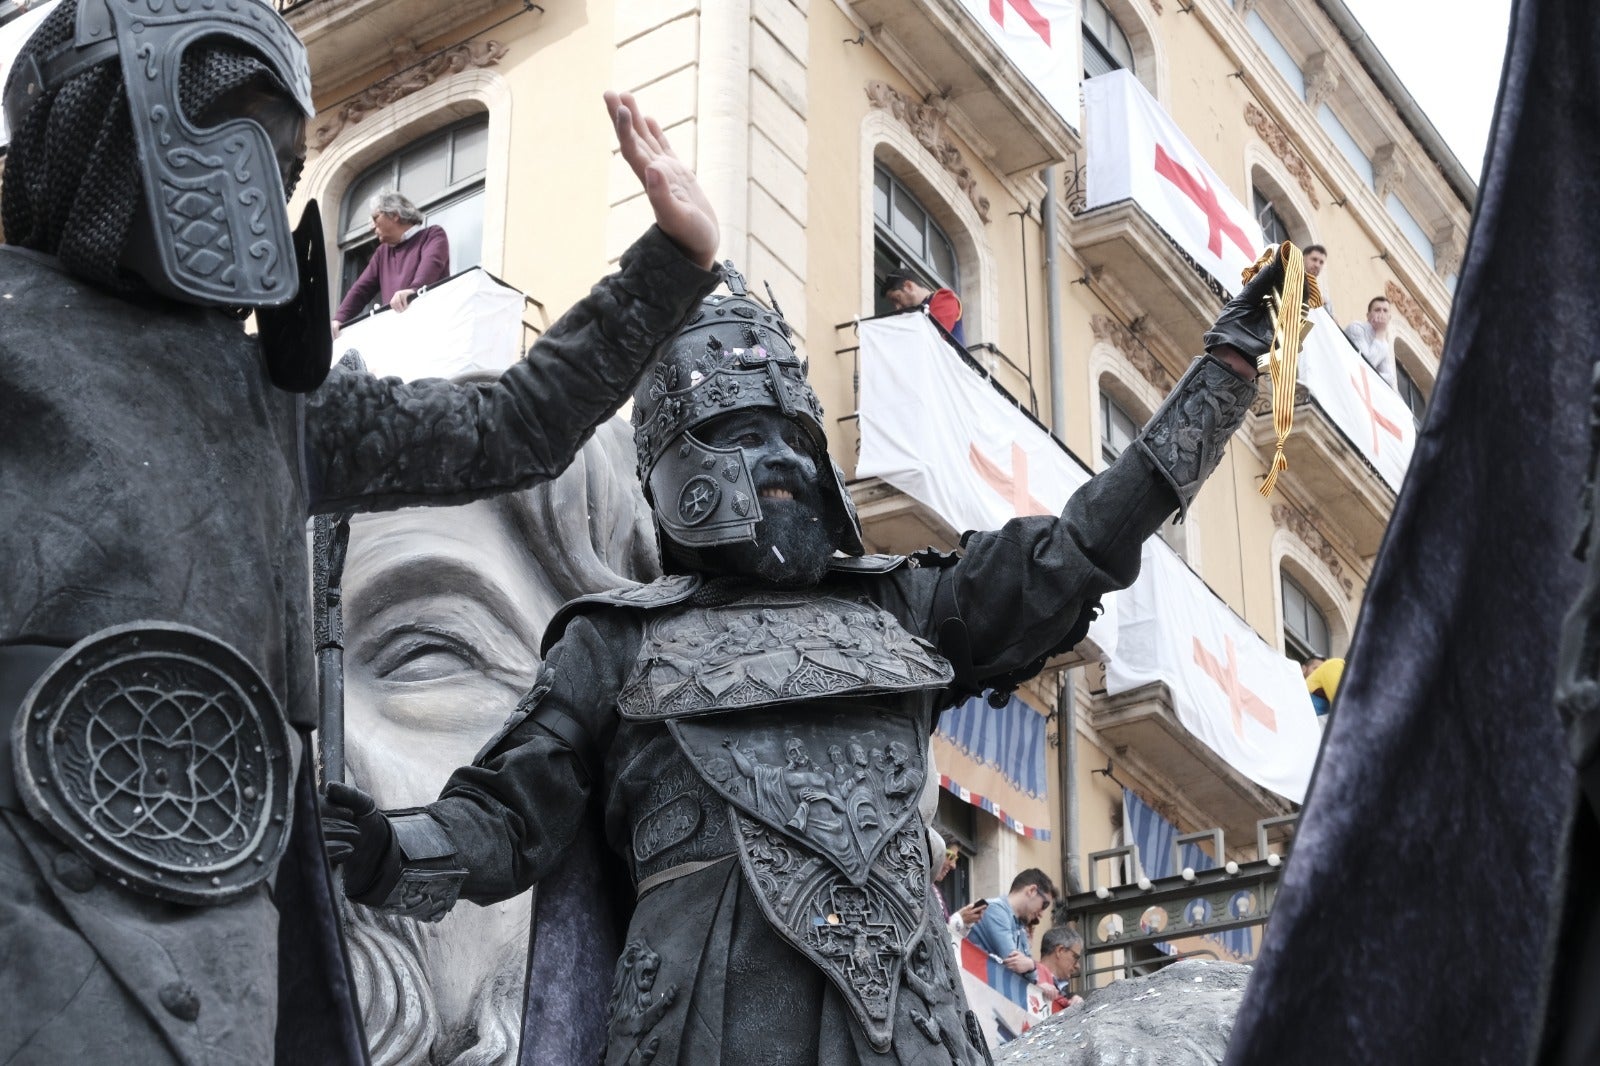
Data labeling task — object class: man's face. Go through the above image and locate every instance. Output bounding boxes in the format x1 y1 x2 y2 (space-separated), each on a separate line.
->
885 280 929 311
1368 300 1392 330
1048 942 1082 980
1019 884 1055 922
1301 657 1324 679
1304 249 1326 277
785 739 808 767
371 211 411 245
694 409 842 586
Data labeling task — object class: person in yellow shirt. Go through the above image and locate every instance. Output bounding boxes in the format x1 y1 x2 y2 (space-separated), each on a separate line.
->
1303 656 1346 718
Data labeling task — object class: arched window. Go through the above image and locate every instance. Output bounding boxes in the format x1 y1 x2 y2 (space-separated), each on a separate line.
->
337 116 489 299
1253 186 1290 247
1100 392 1139 466
1396 365 1427 426
1082 0 1135 78
1281 571 1331 662
873 164 959 315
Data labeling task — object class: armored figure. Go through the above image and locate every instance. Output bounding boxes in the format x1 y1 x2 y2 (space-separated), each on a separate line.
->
324 257 1286 1064
0 1 721 1060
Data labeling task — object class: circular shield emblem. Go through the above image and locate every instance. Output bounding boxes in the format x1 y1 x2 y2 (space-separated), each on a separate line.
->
13 623 292 905
677 475 723 525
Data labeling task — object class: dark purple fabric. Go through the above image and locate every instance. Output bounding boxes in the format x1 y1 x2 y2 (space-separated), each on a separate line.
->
334 225 451 323
1224 2 1594 1063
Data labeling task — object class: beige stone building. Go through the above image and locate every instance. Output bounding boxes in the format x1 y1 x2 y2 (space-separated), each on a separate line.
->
0 0 1468 996
271 0 1467 978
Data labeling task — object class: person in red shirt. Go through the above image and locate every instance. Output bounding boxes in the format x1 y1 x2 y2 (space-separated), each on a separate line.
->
882 270 966 347
332 190 452 337
1036 926 1086 1011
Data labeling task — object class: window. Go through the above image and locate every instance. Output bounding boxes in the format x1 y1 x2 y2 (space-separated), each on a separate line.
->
1100 392 1139 467
1396 365 1427 427
1082 0 1134 78
1253 187 1290 247
1384 192 1437 270
1244 11 1305 98
1317 104 1375 190
1281 572 1331 662
338 116 489 300
873 164 959 316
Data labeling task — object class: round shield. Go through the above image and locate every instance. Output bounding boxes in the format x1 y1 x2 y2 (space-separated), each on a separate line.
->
13 622 292 905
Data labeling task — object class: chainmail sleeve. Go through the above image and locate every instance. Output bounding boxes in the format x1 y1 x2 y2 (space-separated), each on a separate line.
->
305 227 721 514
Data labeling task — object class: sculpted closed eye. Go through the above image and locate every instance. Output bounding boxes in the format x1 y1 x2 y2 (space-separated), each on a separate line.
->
370 626 486 683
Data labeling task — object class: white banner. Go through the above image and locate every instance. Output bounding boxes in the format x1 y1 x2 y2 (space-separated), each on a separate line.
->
334 267 525 382
1084 69 1264 293
0 0 62 148
1105 540 1320 802
1299 307 1415 491
857 312 1117 656
955 0 1082 134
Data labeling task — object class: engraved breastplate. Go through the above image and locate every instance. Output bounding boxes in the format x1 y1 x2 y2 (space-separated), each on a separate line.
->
617 592 954 721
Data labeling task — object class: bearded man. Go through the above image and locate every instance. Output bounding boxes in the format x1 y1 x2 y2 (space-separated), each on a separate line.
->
0 1 721 1061
324 255 1286 1064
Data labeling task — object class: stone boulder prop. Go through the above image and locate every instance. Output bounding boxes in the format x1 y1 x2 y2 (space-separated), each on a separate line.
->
995 960 1251 1066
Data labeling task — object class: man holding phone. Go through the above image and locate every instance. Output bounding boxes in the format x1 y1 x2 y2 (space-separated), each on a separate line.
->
967 868 1060 976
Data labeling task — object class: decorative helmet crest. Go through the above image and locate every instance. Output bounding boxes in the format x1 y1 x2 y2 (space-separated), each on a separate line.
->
631 262 864 556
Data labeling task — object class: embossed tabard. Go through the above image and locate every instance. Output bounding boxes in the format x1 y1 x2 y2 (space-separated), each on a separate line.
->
618 593 953 720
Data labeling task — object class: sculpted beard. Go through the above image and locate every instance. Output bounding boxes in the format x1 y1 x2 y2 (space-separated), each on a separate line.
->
710 486 842 586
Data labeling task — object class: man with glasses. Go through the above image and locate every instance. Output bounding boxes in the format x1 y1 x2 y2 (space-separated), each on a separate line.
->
968 868 1060 976
1038 926 1086 1010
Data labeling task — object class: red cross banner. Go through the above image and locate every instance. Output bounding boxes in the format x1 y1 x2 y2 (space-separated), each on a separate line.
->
1296 307 1416 490
1105 541 1321 801
956 0 1082 134
856 311 1119 658
1084 70 1265 291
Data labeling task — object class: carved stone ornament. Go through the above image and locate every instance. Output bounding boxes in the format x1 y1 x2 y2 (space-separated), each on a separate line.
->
1243 102 1321 209
1270 502 1356 596
1372 144 1406 199
1384 280 1445 356
1433 227 1467 278
1302 52 1340 111
617 594 954 721
310 40 510 151
865 81 991 223
1091 313 1175 391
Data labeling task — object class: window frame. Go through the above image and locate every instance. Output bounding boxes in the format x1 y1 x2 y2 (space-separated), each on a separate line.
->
872 163 961 317
1082 0 1135 78
1280 571 1331 662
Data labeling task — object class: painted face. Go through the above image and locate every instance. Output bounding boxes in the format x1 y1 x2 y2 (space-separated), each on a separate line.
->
694 409 843 586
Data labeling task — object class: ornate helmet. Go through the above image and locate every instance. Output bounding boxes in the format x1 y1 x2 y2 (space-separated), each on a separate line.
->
631 264 864 556
3 0 313 307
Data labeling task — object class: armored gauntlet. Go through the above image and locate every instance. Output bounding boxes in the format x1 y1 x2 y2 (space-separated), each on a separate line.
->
322 782 466 922
1134 354 1260 519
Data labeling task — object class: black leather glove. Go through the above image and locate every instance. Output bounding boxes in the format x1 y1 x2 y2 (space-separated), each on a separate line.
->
1202 248 1287 363
321 781 398 899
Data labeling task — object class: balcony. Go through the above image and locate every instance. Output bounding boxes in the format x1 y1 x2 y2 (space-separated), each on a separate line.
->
1087 681 1295 844
1246 392 1397 558
1069 199 1226 378
845 0 1079 175
276 0 521 90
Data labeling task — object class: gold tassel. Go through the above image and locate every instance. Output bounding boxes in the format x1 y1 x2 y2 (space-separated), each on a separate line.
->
1242 242 1320 499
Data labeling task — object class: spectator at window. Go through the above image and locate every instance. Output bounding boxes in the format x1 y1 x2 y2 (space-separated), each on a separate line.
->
1344 296 1398 388
1303 243 1333 320
967 868 1058 975
929 830 986 939
333 191 452 337
1036 926 1085 1011
1303 655 1346 718
882 270 966 347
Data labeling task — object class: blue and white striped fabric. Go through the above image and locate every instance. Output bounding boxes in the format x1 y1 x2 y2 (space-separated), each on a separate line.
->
937 691 1049 799
1122 789 1254 960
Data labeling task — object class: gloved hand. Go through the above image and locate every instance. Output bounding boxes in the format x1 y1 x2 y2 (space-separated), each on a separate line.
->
321 781 398 898
1203 247 1287 367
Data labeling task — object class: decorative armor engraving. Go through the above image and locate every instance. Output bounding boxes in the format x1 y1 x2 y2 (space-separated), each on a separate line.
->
13 622 291 905
609 939 678 1066
374 810 467 922
1135 354 1259 517
618 594 953 721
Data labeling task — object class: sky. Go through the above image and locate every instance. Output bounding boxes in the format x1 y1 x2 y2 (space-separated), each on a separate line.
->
1337 0 1514 181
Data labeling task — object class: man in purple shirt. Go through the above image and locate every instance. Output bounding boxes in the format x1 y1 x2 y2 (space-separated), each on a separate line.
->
332 190 452 336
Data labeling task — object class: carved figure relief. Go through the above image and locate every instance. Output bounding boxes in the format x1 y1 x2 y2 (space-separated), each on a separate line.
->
1271 502 1357 596
609 939 679 1065
1384 280 1445 356
1243 102 1321 209
1092 313 1176 391
310 41 510 151
865 81 992 223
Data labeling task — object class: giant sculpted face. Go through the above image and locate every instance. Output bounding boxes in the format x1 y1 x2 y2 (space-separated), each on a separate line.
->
336 419 658 1065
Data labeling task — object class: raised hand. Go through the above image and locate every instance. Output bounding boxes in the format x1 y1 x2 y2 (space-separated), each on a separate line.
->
606 90 719 270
